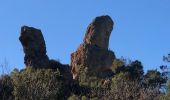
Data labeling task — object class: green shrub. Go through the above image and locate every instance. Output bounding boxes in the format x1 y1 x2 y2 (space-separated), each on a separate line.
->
68 94 80 100
109 73 161 100
77 65 103 88
12 67 70 100
0 75 13 100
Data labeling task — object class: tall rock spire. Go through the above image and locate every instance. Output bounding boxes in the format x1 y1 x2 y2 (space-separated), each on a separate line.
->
19 26 50 68
19 26 72 80
71 15 115 79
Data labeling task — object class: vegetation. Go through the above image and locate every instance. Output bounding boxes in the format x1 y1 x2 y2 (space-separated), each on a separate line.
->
0 75 13 100
12 68 70 100
0 57 170 100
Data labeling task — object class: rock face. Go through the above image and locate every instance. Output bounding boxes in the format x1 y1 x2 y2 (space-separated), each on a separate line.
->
19 26 50 68
84 16 113 49
71 15 115 79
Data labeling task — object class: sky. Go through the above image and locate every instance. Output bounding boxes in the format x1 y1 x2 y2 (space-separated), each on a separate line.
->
0 0 170 74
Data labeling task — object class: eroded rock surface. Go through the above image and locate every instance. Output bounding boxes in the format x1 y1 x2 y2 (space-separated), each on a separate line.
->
19 26 50 68
71 15 115 79
84 15 113 49
19 26 72 80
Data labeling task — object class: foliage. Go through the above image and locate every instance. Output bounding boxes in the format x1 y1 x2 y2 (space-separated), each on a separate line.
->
12 67 70 100
109 72 161 100
68 94 80 100
126 60 144 80
0 75 14 100
167 81 170 94
143 69 167 88
160 80 170 100
0 58 170 100
77 65 102 88
162 54 170 80
112 60 144 80
69 60 165 99
111 59 125 73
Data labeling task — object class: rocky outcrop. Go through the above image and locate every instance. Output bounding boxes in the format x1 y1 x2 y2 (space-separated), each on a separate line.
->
19 26 50 68
84 16 113 49
71 15 115 79
19 15 115 80
19 26 72 80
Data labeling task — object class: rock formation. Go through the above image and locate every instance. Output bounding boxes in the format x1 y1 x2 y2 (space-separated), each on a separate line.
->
84 16 113 49
19 15 115 80
71 15 115 79
19 26 72 79
19 26 50 68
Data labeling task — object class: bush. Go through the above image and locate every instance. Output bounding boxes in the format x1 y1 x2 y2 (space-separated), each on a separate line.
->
12 67 70 100
109 73 161 100
77 65 102 88
0 59 168 100
0 75 13 100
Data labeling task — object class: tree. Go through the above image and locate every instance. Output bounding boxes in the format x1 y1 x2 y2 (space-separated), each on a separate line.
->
112 60 144 81
143 69 167 88
127 60 144 80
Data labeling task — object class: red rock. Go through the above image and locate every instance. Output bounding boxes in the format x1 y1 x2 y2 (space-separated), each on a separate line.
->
71 15 115 79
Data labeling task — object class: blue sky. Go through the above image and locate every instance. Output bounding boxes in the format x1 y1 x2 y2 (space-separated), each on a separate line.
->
0 0 170 73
